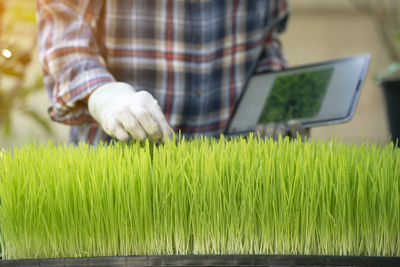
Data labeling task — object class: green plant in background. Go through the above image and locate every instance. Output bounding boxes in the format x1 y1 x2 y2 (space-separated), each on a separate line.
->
0 136 399 259
351 0 400 145
0 0 51 135
258 68 333 123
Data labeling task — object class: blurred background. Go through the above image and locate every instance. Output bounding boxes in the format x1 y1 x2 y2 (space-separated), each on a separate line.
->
0 0 399 149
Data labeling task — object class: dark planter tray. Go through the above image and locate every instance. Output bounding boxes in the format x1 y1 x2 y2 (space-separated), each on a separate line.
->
381 79 400 146
0 255 400 267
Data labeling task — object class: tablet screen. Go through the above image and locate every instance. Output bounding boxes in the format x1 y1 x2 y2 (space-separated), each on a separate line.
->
226 54 370 135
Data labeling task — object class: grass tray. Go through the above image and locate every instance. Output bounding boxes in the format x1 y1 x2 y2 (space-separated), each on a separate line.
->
0 136 399 261
0 255 400 267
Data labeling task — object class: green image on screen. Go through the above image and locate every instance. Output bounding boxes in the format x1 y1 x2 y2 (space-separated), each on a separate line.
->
257 68 334 123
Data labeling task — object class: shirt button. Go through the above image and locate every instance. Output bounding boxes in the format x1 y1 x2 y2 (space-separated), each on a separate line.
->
196 90 202 96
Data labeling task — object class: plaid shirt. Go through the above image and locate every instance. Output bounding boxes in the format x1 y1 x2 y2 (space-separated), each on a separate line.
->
37 0 289 144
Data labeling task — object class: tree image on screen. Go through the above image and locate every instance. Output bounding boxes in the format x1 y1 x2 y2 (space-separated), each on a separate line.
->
258 68 334 123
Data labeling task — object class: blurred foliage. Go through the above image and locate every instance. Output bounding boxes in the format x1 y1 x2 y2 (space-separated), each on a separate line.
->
258 68 333 123
0 0 51 136
350 0 400 62
350 0 400 81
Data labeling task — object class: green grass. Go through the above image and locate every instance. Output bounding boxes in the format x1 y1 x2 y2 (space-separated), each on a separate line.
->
0 136 399 259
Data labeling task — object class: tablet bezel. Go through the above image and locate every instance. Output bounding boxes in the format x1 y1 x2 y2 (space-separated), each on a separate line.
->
224 54 371 136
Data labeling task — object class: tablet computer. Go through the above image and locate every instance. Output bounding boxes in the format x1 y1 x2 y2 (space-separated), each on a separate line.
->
225 54 371 136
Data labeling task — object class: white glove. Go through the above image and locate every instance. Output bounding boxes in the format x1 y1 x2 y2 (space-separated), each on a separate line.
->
88 82 174 143
255 120 310 141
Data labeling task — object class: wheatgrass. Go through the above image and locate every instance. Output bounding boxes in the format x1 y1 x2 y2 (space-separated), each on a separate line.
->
0 136 399 259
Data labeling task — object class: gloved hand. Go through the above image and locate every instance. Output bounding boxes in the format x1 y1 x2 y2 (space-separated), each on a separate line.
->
88 82 174 143
255 120 310 141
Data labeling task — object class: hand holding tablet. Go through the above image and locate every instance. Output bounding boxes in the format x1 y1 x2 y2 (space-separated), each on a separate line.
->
225 54 371 136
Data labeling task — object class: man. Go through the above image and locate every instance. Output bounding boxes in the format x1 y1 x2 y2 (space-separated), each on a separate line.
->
37 0 295 145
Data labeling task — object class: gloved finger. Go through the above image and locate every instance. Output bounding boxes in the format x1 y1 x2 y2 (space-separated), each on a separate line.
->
117 109 147 141
160 123 174 144
287 120 310 139
149 102 174 143
103 117 130 141
131 106 163 141
113 127 131 142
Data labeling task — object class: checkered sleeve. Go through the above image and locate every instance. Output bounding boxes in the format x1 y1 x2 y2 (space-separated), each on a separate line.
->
255 0 289 73
37 0 115 125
